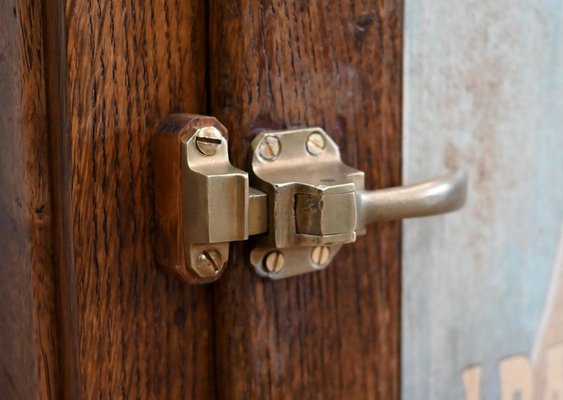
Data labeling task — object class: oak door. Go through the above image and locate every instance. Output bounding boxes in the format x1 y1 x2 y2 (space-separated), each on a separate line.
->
1 0 402 398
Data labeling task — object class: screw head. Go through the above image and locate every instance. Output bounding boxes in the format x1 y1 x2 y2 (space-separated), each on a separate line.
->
195 126 223 156
263 250 285 273
258 135 281 161
194 248 223 278
311 246 331 268
306 132 326 156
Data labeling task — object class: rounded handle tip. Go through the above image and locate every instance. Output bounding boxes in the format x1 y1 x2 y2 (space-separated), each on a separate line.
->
356 168 468 228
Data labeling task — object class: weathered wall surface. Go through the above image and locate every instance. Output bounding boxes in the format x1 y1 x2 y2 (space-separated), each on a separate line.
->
403 1 563 398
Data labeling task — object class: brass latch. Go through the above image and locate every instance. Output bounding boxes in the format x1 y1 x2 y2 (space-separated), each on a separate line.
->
154 114 467 283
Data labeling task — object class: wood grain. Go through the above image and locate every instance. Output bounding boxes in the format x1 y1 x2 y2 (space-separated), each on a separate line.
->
210 1 403 399
0 1 59 399
44 0 215 398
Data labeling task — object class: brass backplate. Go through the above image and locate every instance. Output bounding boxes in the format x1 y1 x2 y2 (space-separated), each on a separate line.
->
248 127 364 279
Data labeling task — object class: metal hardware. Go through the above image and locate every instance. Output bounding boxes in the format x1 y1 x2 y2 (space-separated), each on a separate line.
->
355 169 467 230
195 249 223 278
311 246 331 268
248 128 361 278
263 250 286 274
180 124 251 280
249 128 466 279
154 116 467 282
306 131 326 156
195 126 223 156
258 135 282 161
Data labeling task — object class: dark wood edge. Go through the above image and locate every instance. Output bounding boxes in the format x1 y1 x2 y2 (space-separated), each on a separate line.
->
42 0 80 398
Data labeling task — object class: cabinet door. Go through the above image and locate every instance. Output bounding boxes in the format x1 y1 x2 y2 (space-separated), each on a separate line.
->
1 0 402 398
0 1 58 398
209 1 402 399
46 1 217 398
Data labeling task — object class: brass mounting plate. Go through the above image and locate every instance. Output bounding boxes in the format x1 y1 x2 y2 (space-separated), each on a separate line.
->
248 127 364 279
153 114 248 283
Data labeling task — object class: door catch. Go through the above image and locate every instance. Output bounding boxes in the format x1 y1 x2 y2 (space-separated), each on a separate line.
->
154 114 467 283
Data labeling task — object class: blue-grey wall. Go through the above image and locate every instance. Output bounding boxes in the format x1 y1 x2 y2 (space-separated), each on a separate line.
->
403 1 563 398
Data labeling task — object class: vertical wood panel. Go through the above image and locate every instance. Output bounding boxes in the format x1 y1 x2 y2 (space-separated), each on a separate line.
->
210 1 403 398
44 0 214 397
0 1 59 399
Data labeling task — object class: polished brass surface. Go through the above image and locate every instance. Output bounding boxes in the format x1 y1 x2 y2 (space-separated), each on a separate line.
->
195 126 223 156
179 125 467 281
248 187 268 236
311 246 331 268
249 128 363 249
247 127 466 279
248 128 363 278
250 245 342 279
195 249 223 278
181 127 248 279
263 250 286 274
258 135 281 161
295 192 357 236
356 169 468 231
305 131 326 156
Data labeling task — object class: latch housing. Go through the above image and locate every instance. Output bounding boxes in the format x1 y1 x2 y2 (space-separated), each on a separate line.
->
153 114 467 283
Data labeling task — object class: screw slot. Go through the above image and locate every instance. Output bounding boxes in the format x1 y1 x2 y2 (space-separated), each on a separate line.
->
258 135 282 161
263 250 285 273
195 127 223 156
194 249 223 277
306 132 326 156
311 246 331 268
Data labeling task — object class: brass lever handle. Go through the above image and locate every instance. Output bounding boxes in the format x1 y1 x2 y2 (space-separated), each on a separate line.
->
355 169 467 230
248 128 468 279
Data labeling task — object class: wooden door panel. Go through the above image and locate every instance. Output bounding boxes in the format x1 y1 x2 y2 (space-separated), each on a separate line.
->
210 1 403 398
403 2 563 398
43 1 214 398
2 0 403 398
0 1 59 398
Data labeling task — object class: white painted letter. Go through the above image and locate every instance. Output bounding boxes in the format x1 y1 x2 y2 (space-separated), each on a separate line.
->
499 356 534 400
542 344 563 400
462 365 482 400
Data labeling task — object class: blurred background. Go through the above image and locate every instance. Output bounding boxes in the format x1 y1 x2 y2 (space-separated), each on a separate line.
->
402 1 563 398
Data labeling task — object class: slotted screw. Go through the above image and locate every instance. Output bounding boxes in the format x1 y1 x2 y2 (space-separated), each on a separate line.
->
195 127 223 156
306 132 326 156
264 250 285 273
194 249 223 278
259 135 281 161
311 246 331 268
